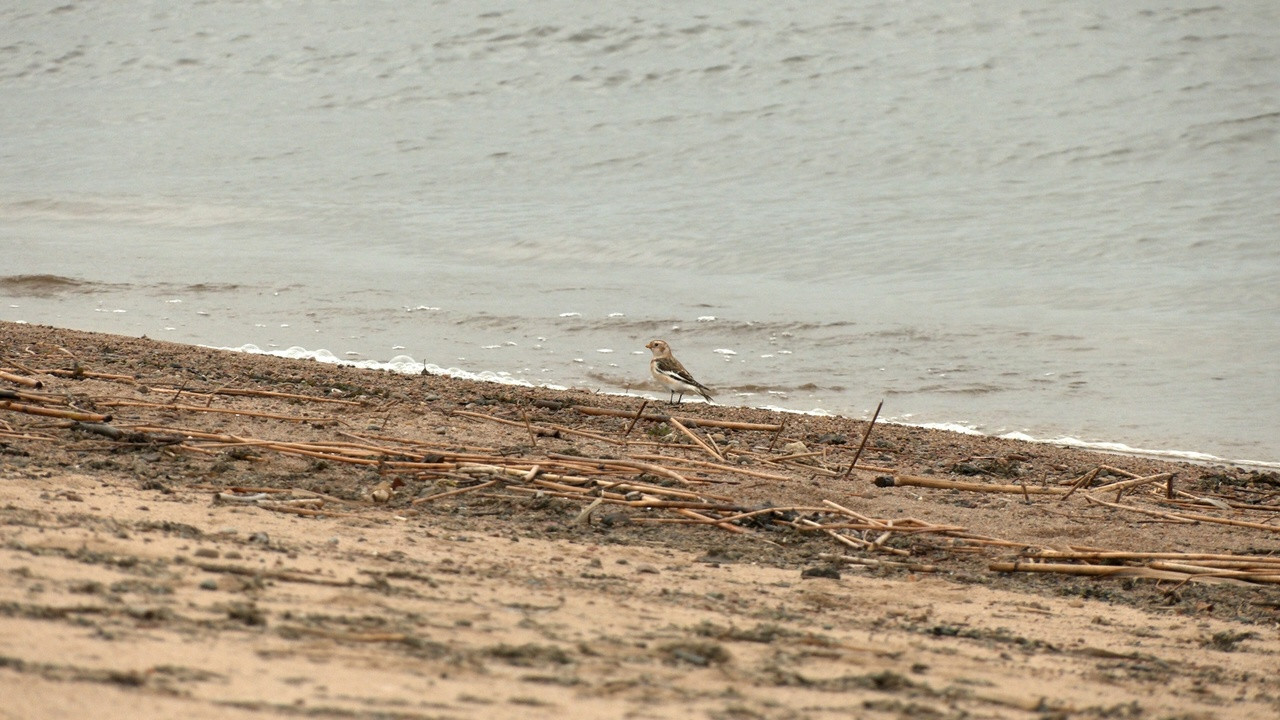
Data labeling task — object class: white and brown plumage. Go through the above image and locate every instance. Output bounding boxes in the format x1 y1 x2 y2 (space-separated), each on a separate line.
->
646 339 713 405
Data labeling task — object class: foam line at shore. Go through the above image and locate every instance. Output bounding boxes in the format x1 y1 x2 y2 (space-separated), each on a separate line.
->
218 344 1279 471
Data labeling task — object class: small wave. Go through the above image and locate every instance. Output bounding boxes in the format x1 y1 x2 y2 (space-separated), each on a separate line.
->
0 274 124 298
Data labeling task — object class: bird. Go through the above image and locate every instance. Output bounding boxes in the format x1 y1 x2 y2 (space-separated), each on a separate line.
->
646 339 714 405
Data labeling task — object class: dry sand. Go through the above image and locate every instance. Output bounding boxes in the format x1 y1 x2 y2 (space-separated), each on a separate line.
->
1 321 1277 719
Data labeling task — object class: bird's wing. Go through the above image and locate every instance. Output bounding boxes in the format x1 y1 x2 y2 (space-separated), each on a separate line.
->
654 356 709 391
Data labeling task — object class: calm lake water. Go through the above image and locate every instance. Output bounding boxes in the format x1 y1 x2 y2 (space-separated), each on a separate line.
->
3 1 1278 464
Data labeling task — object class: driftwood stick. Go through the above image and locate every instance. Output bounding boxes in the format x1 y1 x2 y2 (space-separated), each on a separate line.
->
0 400 111 423
574 405 782 432
843 399 883 478
667 416 725 462
877 474 1066 495
0 370 42 388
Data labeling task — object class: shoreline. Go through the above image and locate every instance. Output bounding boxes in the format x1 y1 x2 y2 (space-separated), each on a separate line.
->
2 320 1278 719
216 339 1279 471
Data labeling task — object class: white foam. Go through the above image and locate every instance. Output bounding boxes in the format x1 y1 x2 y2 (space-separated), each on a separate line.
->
713 348 737 355
213 344 566 389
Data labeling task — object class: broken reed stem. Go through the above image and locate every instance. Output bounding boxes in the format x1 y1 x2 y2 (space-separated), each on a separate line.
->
1025 549 1280 565
0 389 72 405
0 400 111 423
39 367 136 382
519 407 538 447
674 507 749 534
622 400 648 439
767 418 786 452
878 474 1066 495
990 561 1256 586
544 452 700 487
1089 472 1174 496
819 553 938 573
628 452 791 482
1085 495 1280 533
0 370 43 388
411 480 501 505
844 399 883 478
667 416 725 462
1059 467 1102 501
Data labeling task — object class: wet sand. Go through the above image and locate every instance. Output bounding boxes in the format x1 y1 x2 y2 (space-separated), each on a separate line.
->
1 321 1277 719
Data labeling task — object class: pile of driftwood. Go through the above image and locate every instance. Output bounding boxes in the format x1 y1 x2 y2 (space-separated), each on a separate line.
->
3 353 1279 589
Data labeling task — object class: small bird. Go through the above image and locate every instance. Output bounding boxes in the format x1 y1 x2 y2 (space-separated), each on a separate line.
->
646 339 714 405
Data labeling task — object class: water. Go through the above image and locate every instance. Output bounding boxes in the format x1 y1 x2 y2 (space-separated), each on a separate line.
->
3 1 1279 464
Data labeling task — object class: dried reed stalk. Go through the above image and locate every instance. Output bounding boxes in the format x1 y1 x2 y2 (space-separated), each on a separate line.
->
0 400 110 423
628 452 791 481
843 399 883 478
411 480 501 505
990 561 1254 586
1084 495 1280 532
1091 472 1175 496
878 474 1066 495
667 416 725 462
0 370 43 388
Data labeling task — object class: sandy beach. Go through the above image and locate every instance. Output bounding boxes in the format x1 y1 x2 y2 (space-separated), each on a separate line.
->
1 321 1277 719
